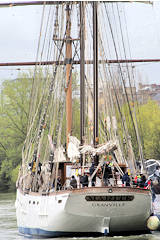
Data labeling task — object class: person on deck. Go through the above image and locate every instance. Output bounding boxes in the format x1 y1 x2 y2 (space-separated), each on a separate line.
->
139 174 146 188
70 175 77 189
122 172 130 187
57 176 62 190
80 173 89 187
38 162 42 175
31 160 36 174
102 162 111 186
89 162 96 186
136 174 141 187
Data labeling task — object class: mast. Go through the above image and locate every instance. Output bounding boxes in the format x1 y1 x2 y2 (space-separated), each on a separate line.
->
93 2 99 166
93 2 98 147
80 2 85 145
66 4 72 146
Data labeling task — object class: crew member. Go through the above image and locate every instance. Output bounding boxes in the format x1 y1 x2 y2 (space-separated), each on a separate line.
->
89 162 96 186
70 175 77 189
122 172 130 187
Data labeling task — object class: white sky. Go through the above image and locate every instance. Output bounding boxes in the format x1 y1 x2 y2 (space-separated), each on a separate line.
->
0 1 160 85
125 1 160 85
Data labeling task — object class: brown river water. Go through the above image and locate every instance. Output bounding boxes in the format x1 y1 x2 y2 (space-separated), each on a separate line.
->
0 192 160 240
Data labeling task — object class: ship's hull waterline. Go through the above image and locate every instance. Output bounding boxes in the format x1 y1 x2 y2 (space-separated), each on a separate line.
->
15 187 152 237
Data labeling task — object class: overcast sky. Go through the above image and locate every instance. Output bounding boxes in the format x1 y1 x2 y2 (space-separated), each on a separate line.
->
0 1 160 86
125 1 160 85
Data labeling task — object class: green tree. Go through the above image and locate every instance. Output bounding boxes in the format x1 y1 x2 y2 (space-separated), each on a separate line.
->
0 72 32 191
120 100 160 161
137 100 160 160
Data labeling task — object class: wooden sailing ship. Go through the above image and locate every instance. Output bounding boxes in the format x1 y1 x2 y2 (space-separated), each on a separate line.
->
14 1 152 237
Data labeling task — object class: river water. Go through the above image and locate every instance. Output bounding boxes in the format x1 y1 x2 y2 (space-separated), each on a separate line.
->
1 192 160 240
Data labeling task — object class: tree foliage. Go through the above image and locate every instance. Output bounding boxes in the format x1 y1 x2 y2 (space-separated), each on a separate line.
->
121 100 160 161
136 100 160 160
0 72 32 191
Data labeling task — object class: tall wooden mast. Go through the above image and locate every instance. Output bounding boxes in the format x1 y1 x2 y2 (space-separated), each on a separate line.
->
80 2 85 146
93 2 98 147
93 2 99 165
66 4 72 146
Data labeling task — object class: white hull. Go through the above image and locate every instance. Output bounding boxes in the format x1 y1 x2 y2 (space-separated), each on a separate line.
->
15 187 152 237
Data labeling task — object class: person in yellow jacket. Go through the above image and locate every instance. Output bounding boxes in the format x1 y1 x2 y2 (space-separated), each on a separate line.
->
32 161 36 174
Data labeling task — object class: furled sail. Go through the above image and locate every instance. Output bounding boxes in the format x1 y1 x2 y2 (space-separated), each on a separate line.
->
67 135 117 162
54 146 66 162
67 136 80 161
80 140 117 156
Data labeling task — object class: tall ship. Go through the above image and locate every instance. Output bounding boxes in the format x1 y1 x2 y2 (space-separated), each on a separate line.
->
15 1 152 237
